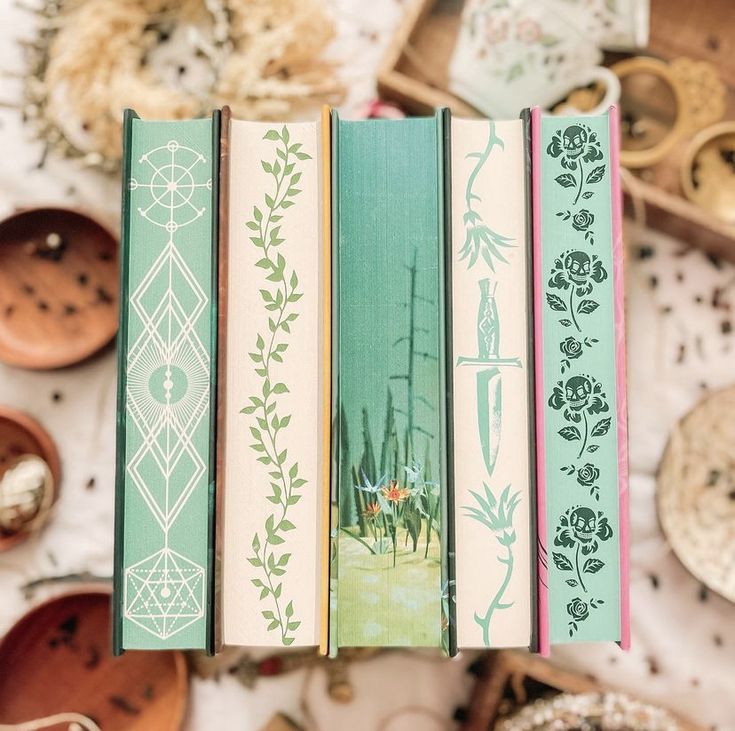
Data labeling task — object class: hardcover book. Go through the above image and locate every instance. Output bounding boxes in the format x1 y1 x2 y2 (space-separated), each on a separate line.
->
531 107 629 652
113 112 219 652
331 110 453 652
219 111 330 648
450 116 536 650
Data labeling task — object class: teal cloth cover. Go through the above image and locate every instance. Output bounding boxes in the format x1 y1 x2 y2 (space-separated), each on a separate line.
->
539 113 621 643
114 112 218 651
332 111 451 650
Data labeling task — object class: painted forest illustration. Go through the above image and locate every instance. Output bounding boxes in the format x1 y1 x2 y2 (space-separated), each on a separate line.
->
336 248 445 648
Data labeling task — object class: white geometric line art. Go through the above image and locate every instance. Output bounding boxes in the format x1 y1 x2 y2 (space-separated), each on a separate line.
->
130 141 211 233
124 547 205 640
124 138 211 641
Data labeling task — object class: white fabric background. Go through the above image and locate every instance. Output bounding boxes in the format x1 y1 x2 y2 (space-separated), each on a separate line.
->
0 2 733 729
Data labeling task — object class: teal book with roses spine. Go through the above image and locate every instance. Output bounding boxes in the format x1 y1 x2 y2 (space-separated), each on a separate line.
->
531 107 629 653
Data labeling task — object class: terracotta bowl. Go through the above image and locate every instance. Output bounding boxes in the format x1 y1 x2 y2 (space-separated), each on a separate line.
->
0 588 188 730
0 207 118 369
0 405 61 552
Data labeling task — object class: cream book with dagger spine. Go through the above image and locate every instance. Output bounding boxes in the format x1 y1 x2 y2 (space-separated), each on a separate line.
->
450 116 536 650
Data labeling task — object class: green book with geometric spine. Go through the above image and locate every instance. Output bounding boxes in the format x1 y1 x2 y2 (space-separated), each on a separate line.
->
330 110 454 653
113 111 219 652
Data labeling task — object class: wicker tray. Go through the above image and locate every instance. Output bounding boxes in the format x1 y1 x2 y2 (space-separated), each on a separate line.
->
378 0 735 262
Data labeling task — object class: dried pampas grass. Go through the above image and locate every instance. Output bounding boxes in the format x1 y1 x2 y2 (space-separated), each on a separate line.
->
22 0 343 170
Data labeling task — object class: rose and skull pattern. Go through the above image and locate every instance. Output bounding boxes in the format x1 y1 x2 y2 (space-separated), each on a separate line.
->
541 115 621 642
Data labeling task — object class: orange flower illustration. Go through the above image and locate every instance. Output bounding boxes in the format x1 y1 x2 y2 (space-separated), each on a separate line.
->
362 502 382 520
381 480 410 503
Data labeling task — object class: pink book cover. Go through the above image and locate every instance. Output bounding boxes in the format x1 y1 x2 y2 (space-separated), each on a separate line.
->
609 106 631 651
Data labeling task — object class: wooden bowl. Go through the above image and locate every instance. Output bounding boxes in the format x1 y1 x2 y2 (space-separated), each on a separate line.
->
0 406 61 552
0 588 188 730
681 121 735 225
0 207 118 369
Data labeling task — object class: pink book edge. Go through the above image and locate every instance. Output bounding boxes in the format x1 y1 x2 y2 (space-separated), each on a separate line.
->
608 106 631 650
530 107 550 656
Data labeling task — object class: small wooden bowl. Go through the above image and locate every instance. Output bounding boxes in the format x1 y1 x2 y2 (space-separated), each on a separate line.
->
611 56 688 169
681 122 735 225
0 406 61 551
0 588 188 730
0 207 118 369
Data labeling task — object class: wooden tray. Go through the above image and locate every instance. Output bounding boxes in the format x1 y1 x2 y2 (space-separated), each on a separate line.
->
0 588 188 730
0 405 61 551
0 207 119 369
460 650 705 731
378 0 735 262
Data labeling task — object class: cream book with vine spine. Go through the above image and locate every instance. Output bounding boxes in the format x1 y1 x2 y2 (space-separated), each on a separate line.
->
220 115 329 647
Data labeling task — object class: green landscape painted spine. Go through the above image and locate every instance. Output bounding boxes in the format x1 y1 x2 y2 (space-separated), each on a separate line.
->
332 111 449 650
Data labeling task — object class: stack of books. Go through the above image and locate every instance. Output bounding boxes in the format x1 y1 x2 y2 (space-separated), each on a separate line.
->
113 106 628 657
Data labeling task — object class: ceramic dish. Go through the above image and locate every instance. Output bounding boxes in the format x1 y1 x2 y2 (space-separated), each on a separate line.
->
0 207 118 369
0 589 188 730
0 406 61 551
657 385 735 603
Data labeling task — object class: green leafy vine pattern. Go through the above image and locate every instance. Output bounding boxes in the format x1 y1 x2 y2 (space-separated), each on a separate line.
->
241 125 311 646
546 124 615 635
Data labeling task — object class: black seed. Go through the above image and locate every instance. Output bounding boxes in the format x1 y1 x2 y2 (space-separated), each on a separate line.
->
109 696 141 715
96 286 113 304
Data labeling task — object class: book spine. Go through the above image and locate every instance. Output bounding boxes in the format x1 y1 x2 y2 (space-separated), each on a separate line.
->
334 114 446 649
535 110 625 646
608 107 630 651
328 109 340 658
450 117 534 650
222 120 323 647
206 109 221 656
112 107 137 656
521 108 539 655
319 105 333 656
116 116 217 650
214 105 231 654
439 108 456 657
530 107 549 655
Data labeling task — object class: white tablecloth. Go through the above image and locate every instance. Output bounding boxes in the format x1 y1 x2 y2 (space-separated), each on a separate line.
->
0 2 733 729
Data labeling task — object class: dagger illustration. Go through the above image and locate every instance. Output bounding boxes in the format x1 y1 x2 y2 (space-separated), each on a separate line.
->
457 278 521 477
